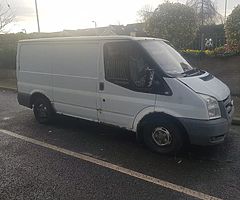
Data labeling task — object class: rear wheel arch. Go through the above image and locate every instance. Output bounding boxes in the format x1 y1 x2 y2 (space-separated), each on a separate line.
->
30 92 55 124
30 92 51 108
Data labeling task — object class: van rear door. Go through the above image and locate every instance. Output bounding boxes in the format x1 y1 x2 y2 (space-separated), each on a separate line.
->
18 43 53 100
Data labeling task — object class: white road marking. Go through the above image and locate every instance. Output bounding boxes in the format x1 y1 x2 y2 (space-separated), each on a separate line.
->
3 117 11 120
0 129 221 200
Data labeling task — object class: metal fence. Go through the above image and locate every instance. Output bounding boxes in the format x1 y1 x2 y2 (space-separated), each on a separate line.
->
188 24 225 50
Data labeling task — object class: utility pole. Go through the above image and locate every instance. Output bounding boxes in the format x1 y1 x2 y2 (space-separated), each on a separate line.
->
201 0 204 50
201 0 204 26
92 21 97 35
224 0 228 23
92 21 97 29
35 0 40 32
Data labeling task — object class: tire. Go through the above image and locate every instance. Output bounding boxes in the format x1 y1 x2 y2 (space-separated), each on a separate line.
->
33 96 54 124
143 119 184 154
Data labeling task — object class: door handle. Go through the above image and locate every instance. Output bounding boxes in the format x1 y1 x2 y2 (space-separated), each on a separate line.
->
99 82 104 91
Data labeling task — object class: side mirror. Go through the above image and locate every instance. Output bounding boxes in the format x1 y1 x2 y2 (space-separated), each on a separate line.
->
145 67 155 88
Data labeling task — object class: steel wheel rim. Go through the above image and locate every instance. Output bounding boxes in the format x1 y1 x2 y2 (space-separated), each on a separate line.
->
152 127 172 146
36 103 48 118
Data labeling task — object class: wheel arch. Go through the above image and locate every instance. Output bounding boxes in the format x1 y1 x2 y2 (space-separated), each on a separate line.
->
135 111 189 144
133 107 182 132
30 91 52 108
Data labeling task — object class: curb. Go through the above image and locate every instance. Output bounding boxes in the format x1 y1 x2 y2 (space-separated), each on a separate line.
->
0 86 17 92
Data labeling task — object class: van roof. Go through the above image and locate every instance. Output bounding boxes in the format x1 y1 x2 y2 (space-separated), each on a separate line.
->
18 36 164 43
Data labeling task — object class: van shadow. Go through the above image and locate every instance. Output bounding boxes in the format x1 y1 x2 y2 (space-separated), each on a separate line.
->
48 114 233 164
51 114 137 142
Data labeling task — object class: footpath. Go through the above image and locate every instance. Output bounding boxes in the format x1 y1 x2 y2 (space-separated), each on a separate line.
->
0 78 239 125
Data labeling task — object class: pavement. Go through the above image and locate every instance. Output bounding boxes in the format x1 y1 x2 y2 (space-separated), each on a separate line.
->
0 88 240 199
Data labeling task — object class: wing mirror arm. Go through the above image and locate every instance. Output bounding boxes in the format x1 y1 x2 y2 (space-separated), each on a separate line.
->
145 67 155 88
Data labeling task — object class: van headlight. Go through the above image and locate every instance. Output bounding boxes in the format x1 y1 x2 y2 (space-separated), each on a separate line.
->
199 94 221 119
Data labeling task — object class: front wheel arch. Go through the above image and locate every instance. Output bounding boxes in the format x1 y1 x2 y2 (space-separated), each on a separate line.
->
136 112 190 146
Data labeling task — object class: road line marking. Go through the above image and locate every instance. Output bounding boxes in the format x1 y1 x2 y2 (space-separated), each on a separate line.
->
0 129 221 200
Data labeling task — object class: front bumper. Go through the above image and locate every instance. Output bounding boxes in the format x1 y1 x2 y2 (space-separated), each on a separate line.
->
178 96 234 146
179 117 232 145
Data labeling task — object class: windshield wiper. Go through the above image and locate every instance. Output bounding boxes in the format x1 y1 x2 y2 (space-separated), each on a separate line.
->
181 68 201 77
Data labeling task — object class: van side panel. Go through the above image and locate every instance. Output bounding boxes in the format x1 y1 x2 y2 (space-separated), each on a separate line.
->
18 43 53 101
51 42 99 121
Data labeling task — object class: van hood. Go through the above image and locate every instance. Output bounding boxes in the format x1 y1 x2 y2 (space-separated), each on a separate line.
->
177 72 230 101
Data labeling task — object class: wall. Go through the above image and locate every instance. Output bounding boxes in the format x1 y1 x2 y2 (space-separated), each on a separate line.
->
0 69 16 79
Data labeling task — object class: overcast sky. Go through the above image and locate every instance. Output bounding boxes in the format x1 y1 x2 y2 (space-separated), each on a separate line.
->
2 0 240 33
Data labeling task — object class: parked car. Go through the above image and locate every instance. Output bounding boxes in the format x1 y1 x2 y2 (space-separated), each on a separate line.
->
17 36 234 154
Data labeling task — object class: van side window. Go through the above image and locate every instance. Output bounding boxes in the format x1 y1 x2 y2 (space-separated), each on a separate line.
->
104 42 130 87
104 41 153 90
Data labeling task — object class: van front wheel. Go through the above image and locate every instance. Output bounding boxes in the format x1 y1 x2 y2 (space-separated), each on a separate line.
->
33 97 54 124
143 120 183 154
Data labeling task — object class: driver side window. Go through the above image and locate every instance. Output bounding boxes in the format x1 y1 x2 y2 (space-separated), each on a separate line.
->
104 41 153 91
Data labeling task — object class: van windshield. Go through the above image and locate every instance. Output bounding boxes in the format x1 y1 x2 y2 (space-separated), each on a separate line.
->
140 40 193 76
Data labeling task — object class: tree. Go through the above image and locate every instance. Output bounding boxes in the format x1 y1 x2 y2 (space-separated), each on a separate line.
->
137 4 154 23
145 3 197 49
0 1 14 32
225 5 240 51
186 0 223 25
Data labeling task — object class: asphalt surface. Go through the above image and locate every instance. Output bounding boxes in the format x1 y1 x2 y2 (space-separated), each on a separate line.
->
0 89 240 200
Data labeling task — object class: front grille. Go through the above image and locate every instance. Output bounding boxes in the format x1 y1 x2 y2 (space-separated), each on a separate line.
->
223 95 233 116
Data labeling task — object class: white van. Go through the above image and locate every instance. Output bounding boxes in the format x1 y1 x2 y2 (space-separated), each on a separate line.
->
17 36 234 154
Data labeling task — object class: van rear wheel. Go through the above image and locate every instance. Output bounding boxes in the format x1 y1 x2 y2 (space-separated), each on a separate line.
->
33 97 54 124
143 119 183 154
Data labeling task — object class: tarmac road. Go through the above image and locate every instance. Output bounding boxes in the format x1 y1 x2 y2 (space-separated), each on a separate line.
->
0 89 240 200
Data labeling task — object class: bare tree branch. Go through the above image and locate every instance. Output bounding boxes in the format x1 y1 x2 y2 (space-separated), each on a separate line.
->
0 2 14 32
186 0 223 25
137 5 154 23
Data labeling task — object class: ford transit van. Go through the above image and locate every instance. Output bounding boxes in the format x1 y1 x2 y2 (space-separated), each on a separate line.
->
17 36 234 154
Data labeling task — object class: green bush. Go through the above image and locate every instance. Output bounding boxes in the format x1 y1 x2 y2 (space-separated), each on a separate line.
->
225 5 240 51
0 47 16 69
181 47 240 57
0 33 28 69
